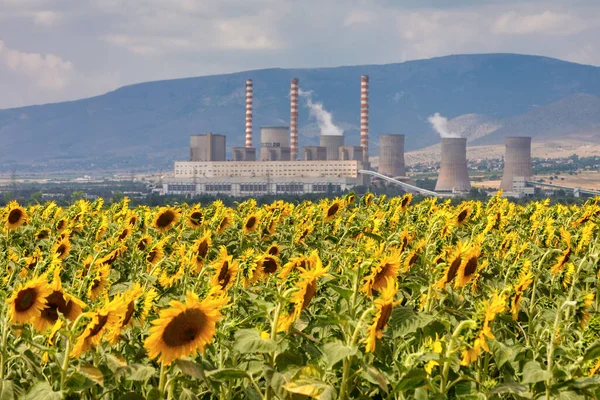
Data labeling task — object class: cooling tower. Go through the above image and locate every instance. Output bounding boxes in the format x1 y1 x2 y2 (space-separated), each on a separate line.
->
290 78 299 160
245 80 253 148
260 126 290 161
500 136 532 191
360 75 369 163
320 135 344 160
435 138 471 192
378 134 406 177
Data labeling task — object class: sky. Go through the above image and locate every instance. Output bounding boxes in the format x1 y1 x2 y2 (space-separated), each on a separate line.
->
0 0 599 109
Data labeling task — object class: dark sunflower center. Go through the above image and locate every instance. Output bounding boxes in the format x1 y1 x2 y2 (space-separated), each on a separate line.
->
118 229 129 240
91 278 102 291
57 220 66 230
122 300 135 327
245 217 257 230
138 238 149 251
327 204 340 218
37 230 49 240
562 248 571 265
147 249 157 263
268 246 279 256
129 216 137 226
401 197 410 208
457 210 468 223
219 218 228 230
197 240 209 259
15 288 37 312
156 211 176 228
446 256 462 283
463 257 478 277
89 314 109 337
41 291 68 321
56 244 67 257
8 209 23 224
218 262 230 288
408 253 419 267
302 280 317 310
374 263 392 285
263 257 278 274
376 304 393 331
190 212 203 226
162 309 205 347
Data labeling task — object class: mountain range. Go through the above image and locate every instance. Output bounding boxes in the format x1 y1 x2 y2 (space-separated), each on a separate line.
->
1 53 600 171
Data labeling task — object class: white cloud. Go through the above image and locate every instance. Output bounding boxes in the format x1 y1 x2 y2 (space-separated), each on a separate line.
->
344 11 377 26
34 10 62 26
493 11 586 35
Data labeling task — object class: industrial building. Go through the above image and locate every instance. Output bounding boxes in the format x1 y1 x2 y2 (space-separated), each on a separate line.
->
435 137 471 192
500 136 533 192
378 134 405 177
190 133 226 161
162 76 371 197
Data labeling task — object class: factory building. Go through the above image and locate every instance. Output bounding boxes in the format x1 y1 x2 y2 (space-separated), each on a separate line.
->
378 134 405 177
339 146 363 162
500 136 533 192
190 133 226 161
232 147 256 161
320 135 344 160
260 126 291 161
435 137 471 192
304 146 327 161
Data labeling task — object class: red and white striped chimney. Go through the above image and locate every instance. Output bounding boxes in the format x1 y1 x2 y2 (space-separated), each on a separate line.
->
290 78 299 160
360 75 369 163
245 79 253 148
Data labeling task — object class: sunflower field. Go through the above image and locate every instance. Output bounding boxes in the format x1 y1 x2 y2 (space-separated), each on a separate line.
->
1 193 600 399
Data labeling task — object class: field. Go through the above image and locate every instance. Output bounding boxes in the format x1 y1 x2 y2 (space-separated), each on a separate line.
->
1 194 600 399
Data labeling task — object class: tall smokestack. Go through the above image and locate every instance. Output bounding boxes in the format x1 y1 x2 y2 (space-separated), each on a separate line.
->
500 136 532 191
435 138 471 192
245 79 253 148
290 78 299 160
360 75 369 163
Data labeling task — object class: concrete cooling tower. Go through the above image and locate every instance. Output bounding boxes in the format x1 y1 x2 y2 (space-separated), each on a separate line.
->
320 135 344 160
435 138 471 192
378 134 405 177
500 136 533 191
260 126 290 161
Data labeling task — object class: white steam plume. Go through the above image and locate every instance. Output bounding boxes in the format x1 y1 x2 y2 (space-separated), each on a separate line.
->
428 112 461 138
299 89 343 136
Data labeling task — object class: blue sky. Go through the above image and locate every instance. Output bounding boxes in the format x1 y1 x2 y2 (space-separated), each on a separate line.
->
0 0 598 108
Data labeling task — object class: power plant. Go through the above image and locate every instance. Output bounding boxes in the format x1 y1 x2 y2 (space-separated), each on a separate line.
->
163 75 540 198
435 137 471 192
500 136 533 191
378 134 405 178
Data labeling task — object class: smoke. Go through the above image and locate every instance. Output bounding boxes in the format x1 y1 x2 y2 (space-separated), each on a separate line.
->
299 89 343 136
428 112 461 138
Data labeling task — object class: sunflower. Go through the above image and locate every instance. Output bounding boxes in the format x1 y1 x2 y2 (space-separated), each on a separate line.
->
242 213 260 234
210 246 238 290
324 200 343 222
96 218 108 241
361 249 401 296
144 291 229 365
127 212 138 227
455 245 481 288
435 243 464 289
294 224 314 244
399 193 412 211
23 248 43 271
146 243 165 266
152 206 179 233
116 226 132 242
455 205 472 226
401 240 426 273
35 227 51 241
7 275 52 325
5 201 28 230
363 192 374 206
215 214 232 235
100 246 126 266
55 218 68 232
137 235 152 252
267 244 281 257
187 207 204 228
87 264 110 301
50 238 71 261
157 260 186 288
511 264 534 320
280 255 309 281
119 283 158 328
192 231 212 272
278 253 329 331
365 277 400 353
34 270 86 332
71 298 127 358
255 254 280 280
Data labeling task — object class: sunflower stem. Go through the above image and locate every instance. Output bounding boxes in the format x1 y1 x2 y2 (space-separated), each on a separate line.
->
266 301 283 400
440 319 477 394
338 309 371 400
158 361 169 399
60 333 72 391
0 311 9 384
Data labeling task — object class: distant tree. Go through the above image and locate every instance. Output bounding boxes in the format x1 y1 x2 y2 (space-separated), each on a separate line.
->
72 191 86 201
30 191 43 204
110 190 124 204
